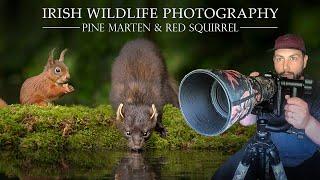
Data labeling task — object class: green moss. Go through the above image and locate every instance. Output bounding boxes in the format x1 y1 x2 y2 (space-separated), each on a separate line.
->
66 127 127 150
0 104 255 153
146 105 255 153
20 130 64 150
0 116 26 148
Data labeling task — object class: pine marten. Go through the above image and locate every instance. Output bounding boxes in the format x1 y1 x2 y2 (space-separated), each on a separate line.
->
110 39 179 151
114 153 156 179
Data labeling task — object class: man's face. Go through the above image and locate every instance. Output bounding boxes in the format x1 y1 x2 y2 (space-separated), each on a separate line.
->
273 49 308 79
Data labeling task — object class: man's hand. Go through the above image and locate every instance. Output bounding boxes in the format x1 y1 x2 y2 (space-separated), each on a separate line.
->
249 72 260 77
285 95 320 145
284 95 311 130
240 114 257 126
239 71 259 126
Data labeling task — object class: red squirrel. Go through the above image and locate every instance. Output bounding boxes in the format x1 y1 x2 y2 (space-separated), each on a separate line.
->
0 98 7 108
20 49 74 106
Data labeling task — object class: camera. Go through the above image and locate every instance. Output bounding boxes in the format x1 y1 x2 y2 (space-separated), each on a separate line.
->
178 69 312 136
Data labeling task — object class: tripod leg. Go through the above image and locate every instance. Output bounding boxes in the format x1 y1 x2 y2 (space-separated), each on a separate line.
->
269 147 287 180
233 162 250 180
232 146 253 180
271 162 287 180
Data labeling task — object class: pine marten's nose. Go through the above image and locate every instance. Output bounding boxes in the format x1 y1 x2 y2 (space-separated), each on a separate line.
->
131 146 143 152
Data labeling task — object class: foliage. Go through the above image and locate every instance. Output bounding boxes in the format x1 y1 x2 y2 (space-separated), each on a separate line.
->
1 1 319 105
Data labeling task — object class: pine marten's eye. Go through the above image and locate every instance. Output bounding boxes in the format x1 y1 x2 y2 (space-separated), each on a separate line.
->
54 67 61 74
143 131 149 137
126 131 131 136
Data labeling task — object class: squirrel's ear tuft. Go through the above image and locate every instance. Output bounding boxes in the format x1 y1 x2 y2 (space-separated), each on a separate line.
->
47 48 55 65
59 48 68 62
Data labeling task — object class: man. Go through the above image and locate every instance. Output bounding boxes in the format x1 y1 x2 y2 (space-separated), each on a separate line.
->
213 34 320 180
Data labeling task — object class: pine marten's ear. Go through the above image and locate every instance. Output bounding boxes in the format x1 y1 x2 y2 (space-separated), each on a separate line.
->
59 49 68 62
149 104 158 125
47 48 55 65
116 103 125 121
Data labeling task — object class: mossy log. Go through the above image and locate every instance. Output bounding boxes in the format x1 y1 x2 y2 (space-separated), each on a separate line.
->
0 104 255 152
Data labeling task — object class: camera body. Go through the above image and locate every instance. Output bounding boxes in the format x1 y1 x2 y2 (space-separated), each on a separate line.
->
251 72 313 131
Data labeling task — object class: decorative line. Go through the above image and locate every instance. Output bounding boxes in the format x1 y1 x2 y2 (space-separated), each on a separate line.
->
42 26 81 29
240 27 278 29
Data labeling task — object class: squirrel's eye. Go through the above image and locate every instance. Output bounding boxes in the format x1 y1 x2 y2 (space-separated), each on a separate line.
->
143 131 148 137
55 67 61 74
126 131 131 136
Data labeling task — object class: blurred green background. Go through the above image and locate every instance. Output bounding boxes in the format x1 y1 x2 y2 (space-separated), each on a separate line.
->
0 0 319 106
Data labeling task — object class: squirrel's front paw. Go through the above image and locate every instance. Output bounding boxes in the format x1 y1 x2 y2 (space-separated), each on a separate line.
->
63 84 75 93
68 85 75 92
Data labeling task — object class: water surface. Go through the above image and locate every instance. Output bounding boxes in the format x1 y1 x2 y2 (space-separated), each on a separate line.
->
0 150 230 179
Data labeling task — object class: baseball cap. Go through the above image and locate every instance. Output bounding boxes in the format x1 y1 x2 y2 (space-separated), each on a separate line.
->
274 34 306 53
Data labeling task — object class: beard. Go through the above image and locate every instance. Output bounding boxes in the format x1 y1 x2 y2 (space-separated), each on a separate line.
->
278 70 304 80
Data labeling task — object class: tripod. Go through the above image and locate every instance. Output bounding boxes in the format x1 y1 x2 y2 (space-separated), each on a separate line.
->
232 114 287 180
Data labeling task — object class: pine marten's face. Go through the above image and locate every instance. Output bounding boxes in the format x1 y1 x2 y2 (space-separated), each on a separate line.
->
117 104 158 151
